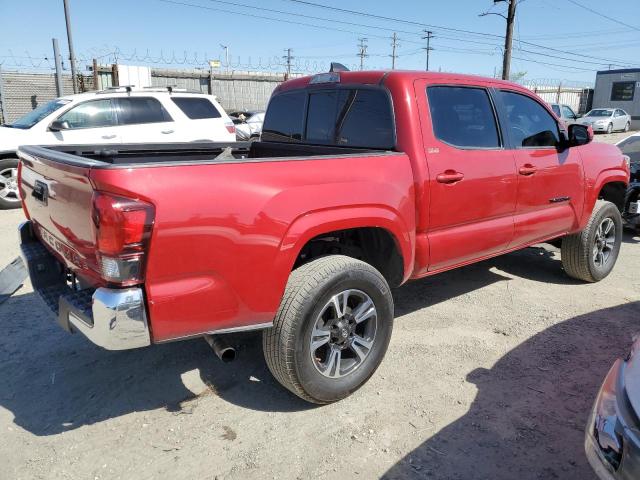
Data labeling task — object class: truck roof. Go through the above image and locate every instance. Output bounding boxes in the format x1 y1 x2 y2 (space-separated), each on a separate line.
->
276 70 527 94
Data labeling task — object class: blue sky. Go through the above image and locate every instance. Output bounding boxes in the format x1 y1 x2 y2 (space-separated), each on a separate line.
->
1 0 639 84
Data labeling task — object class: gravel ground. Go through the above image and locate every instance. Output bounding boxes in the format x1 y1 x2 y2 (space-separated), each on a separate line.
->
0 132 638 480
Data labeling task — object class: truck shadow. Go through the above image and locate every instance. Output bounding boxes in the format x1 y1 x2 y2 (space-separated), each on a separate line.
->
0 244 632 436
382 301 640 480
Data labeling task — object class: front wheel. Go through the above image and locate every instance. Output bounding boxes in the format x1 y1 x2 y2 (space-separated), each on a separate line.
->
561 200 622 282
0 158 21 210
625 122 631 132
263 255 394 404
606 123 613 134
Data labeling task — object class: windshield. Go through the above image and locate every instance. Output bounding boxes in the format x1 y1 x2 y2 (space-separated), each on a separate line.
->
6 99 71 129
586 109 613 117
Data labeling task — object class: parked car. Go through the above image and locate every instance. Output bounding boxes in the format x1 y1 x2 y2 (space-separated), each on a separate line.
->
229 110 265 141
0 87 236 209
550 103 580 126
16 70 629 404
585 335 640 480
618 133 640 231
578 108 632 134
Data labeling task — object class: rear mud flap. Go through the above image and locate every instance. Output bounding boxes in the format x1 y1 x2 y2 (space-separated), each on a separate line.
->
0 257 27 304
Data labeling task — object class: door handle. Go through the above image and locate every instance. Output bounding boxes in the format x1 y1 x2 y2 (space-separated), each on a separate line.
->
436 170 464 184
161 129 175 134
519 164 537 176
101 134 117 140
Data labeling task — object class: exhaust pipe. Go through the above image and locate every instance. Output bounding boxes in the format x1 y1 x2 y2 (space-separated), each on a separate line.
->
204 334 236 363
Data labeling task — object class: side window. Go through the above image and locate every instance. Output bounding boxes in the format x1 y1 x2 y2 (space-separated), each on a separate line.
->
115 97 173 125
562 106 576 119
57 99 116 129
338 89 394 149
427 86 501 148
262 92 306 142
499 91 560 148
611 82 635 101
171 97 222 119
551 104 561 117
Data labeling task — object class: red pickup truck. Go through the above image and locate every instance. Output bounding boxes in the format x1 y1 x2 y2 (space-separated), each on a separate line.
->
17 70 629 404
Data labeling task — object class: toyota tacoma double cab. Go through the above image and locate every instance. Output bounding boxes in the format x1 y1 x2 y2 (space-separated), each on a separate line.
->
16 70 629 404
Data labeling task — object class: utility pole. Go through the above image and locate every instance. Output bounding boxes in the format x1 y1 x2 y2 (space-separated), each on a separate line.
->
495 0 517 80
390 33 399 70
52 38 64 97
220 44 229 72
283 48 294 78
422 30 434 71
63 0 78 93
357 38 369 71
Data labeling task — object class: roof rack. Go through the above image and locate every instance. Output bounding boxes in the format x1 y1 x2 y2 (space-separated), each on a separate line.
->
95 86 204 95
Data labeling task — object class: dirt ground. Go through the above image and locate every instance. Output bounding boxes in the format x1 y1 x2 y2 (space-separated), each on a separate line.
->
0 132 638 480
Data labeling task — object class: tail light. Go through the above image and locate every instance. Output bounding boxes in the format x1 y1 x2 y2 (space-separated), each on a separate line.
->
225 121 236 134
91 192 155 286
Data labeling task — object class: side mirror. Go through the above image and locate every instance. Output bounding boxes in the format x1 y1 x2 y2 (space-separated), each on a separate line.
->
49 120 70 132
568 124 593 147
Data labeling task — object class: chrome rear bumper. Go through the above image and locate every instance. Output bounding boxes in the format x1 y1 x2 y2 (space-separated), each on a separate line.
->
19 221 151 350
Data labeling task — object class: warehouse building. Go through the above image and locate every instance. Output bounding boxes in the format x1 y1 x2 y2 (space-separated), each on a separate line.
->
593 68 640 129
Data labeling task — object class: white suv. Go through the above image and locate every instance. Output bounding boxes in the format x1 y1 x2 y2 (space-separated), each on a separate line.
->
0 87 236 209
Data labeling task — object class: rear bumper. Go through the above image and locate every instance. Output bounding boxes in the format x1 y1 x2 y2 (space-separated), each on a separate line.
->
19 221 151 350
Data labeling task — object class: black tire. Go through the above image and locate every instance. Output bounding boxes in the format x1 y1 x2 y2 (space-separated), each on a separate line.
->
0 157 21 210
263 255 393 404
625 122 631 133
561 200 622 282
606 123 613 134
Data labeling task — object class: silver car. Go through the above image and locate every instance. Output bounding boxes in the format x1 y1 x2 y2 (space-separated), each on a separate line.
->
578 108 632 134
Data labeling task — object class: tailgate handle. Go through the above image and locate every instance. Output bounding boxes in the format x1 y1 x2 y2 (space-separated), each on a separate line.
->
101 134 117 140
32 180 48 205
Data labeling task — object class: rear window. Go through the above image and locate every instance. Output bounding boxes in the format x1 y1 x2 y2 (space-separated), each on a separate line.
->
115 97 172 125
262 92 307 142
171 97 222 119
262 88 395 149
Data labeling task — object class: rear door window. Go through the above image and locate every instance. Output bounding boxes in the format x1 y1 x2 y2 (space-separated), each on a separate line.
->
115 97 173 125
171 97 222 119
427 86 501 148
262 92 306 142
562 105 576 119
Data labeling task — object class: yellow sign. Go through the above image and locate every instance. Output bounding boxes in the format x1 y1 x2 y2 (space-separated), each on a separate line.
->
208 60 221 68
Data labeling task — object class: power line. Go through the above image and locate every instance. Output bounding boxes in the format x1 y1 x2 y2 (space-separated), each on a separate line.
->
275 0 639 67
565 0 640 32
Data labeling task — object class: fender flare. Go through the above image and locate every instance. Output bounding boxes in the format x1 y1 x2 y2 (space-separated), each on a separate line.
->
273 205 416 286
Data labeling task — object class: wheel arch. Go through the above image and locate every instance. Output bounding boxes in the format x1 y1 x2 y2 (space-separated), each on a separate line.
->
275 206 415 288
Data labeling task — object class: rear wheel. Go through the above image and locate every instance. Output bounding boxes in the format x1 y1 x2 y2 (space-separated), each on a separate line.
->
561 200 622 282
0 158 21 210
263 255 393 404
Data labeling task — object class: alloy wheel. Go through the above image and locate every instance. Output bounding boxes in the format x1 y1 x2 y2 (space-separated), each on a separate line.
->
0 167 20 203
593 217 616 268
310 289 377 378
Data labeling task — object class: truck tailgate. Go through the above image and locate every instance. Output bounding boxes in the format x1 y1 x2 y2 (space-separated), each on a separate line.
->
19 147 101 283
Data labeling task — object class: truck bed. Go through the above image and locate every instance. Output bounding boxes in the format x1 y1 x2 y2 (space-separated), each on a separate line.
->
20 141 388 167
